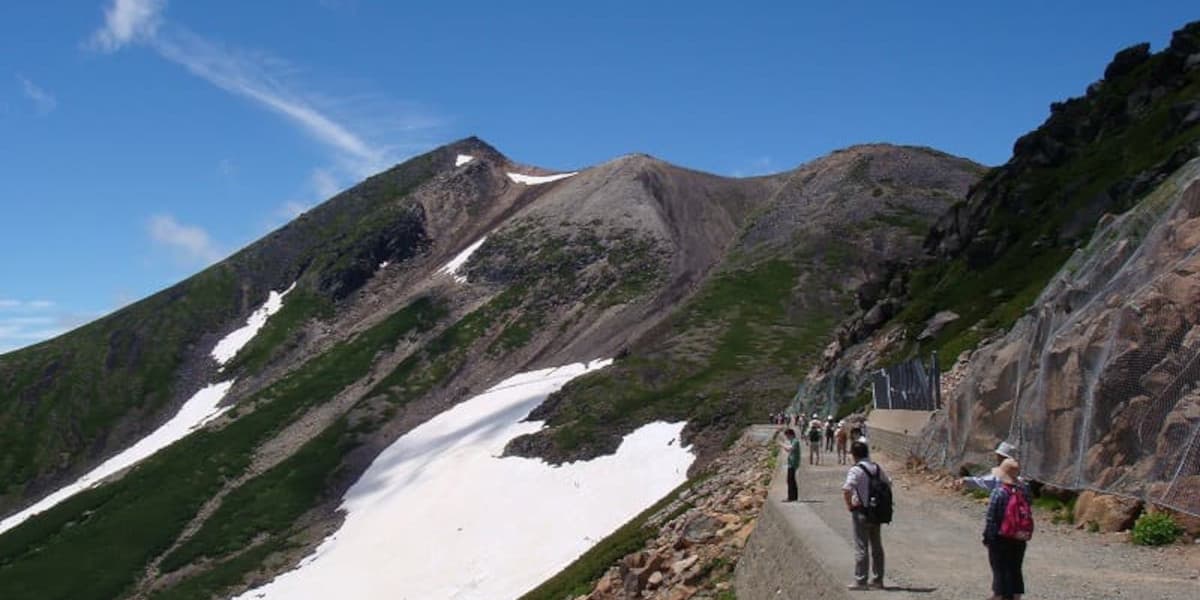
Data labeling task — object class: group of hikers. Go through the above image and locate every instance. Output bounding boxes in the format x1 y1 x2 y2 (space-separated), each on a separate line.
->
778 423 1031 600
769 411 865 465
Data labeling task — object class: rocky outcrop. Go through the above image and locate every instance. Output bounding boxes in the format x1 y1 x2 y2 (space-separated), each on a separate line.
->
814 21 1200 402
574 432 772 600
933 160 1200 517
926 22 1200 263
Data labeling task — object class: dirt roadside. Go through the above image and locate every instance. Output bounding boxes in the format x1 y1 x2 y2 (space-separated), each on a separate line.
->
787 449 1200 599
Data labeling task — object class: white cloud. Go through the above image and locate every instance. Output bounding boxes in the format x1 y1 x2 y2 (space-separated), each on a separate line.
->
311 168 341 199
149 30 395 175
148 214 224 265
278 201 310 220
17 76 57 115
87 1 442 185
0 299 56 311
89 0 166 52
0 301 91 354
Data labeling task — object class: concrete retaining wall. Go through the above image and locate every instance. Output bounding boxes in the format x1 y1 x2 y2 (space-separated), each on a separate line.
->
864 409 932 462
734 455 855 600
866 428 919 462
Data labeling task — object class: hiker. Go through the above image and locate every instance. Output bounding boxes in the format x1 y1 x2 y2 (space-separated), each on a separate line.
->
778 428 801 502
807 413 823 465
842 440 891 590
983 458 1032 600
961 441 1020 492
824 415 836 452
835 421 849 465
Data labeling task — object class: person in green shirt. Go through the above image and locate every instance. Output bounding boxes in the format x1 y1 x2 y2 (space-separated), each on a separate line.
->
779 428 801 502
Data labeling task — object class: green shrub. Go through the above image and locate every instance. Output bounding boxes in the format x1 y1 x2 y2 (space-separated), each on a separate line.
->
1032 495 1075 525
966 488 990 500
1131 512 1182 546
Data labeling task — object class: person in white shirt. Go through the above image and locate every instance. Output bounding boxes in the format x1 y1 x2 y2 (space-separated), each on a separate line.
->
842 440 891 590
961 441 1021 492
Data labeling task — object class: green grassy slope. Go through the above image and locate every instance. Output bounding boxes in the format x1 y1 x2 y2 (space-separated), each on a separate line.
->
0 296 445 600
0 148 439 515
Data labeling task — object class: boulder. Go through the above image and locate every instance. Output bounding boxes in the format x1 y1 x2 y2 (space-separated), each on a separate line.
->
918 310 960 341
1074 491 1144 532
647 571 664 587
671 554 699 576
678 515 721 547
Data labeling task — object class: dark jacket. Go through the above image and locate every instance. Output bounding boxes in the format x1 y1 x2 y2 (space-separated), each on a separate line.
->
983 482 1031 543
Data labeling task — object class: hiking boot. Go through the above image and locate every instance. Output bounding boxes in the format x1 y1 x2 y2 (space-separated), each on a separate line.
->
869 580 885 590
846 582 870 591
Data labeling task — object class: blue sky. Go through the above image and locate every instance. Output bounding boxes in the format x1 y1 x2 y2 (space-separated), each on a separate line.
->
0 1 1196 352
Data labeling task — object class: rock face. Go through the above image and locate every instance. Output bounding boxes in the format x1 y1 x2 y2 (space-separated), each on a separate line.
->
925 22 1200 264
932 161 1200 518
576 433 773 600
812 21 1200 414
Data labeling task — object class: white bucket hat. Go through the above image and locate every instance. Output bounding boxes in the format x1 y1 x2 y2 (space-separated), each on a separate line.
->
994 441 1017 460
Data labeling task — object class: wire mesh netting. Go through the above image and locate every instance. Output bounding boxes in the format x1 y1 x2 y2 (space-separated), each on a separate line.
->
872 354 941 411
929 159 1200 518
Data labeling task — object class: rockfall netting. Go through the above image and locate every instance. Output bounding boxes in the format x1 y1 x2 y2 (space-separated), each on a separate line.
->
872 354 941 411
928 158 1200 517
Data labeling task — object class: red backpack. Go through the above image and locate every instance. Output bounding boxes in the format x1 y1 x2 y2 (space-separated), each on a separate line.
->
998 484 1034 541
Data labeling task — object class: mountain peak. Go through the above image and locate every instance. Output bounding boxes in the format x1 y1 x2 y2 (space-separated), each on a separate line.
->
441 136 509 166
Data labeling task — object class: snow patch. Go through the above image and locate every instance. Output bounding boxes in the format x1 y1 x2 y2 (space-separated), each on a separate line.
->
378 261 390 270
437 237 487 284
0 380 236 535
506 171 577 185
211 282 297 365
455 154 475 167
236 360 693 600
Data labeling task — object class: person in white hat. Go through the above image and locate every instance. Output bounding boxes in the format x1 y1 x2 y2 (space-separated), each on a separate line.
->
807 413 824 465
982 458 1032 600
961 441 1021 492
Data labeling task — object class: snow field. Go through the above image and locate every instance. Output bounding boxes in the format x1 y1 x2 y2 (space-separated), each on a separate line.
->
0 284 297 535
237 359 694 600
0 380 234 535
455 154 475 167
211 282 297 365
437 237 488 284
506 171 577 185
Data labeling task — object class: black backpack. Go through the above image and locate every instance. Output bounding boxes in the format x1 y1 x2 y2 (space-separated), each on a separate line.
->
856 463 893 524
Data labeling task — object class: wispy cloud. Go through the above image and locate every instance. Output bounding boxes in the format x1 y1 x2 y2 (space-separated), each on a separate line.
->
88 0 165 52
277 201 310 220
0 299 56 311
147 214 224 265
310 168 341 199
17 75 57 115
0 300 92 354
87 0 439 181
